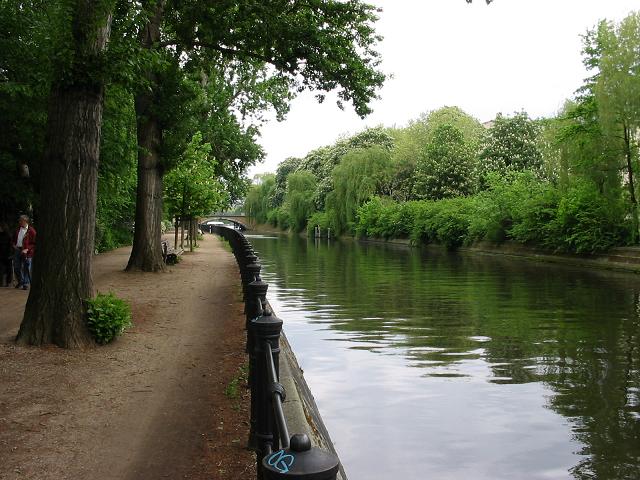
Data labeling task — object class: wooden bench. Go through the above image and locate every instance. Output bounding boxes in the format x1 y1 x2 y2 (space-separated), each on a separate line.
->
161 241 184 265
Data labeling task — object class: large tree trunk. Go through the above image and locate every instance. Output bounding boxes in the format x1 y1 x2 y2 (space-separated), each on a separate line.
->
126 106 165 271
17 0 113 348
126 1 166 272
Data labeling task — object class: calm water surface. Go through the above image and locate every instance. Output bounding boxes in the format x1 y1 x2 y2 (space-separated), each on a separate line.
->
246 234 640 480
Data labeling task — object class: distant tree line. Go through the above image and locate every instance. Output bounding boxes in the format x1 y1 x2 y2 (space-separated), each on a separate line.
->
245 11 640 254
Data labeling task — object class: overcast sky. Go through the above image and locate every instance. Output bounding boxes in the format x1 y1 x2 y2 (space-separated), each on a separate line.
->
249 0 639 177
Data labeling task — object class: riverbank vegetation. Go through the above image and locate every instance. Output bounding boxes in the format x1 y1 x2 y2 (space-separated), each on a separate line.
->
245 11 640 254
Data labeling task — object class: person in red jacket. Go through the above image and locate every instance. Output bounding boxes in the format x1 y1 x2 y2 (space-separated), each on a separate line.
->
12 214 36 290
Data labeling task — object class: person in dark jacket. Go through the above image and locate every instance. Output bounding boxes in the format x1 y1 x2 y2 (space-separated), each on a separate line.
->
0 223 12 287
12 215 36 290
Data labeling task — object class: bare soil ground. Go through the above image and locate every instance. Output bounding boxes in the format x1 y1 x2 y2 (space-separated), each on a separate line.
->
0 235 256 480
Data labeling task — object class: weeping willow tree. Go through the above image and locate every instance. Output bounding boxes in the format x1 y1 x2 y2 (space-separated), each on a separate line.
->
284 171 317 232
327 146 393 234
244 174 276 225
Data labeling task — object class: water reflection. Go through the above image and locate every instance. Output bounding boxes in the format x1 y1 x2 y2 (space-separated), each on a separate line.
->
246 234 640 480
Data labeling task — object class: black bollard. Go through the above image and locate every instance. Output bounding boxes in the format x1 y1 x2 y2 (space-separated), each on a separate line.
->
250 307 283 468
241 256 260 290
262 434 339 480
246 280 269 452
246 278 268 328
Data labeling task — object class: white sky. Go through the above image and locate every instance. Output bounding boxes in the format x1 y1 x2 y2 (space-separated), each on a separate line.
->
249 0 639 177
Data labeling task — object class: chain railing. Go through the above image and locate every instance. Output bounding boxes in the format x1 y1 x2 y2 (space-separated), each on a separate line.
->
211 225 340 480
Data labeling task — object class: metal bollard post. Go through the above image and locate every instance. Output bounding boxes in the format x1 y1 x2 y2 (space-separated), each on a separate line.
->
250 307 283 468
262 434 339 480
246 279 269 452
246 278 268 329
241 257 260 290
238 250 257 276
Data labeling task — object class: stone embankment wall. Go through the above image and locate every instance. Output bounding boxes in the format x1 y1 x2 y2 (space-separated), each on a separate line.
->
463 242 640 273
360 237 640 274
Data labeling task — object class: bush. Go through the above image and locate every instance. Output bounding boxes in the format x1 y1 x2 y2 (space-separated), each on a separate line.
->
275 207 290 230
346 172 630 253
95 221 134 253
86 292 133 344
550 182 629 253
355 197 385 237
356 198 417 239
266 208 279 227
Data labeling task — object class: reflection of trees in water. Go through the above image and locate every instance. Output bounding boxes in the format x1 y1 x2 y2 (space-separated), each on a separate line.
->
546 306 640 480
251 235 640 478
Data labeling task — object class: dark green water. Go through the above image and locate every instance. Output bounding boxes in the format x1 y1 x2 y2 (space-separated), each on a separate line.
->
246 234 640 480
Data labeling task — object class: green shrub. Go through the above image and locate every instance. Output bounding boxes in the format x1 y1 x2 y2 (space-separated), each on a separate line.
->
339 170 629 253
550 182 629 253
356 198 416 239
276 207 291 230
355 197 385 237
86 292 133 344
467 191 509 244
95 221 134 253
266 208 279 227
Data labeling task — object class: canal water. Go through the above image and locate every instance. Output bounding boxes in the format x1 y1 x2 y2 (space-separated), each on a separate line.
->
246 234 640 480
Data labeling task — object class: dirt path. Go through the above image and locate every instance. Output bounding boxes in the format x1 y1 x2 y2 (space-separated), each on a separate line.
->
0 235 255 480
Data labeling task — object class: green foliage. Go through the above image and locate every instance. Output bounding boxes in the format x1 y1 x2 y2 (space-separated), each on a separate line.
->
388 107 483 202
329 146 394 234
165 0 385 117
225 363 249 411
85 292 133 345
276 207 291 230
96 85 138 252
297 127 395 210
408 198 473 249
413 124 475 200
244 174 276 224
273 157 302 207
266 208 279 227
165 131 227 223
285 171 317 232
584 13 640 241
306 211 336 237
551 181 629 253
95 221 133 253
356 197 415 239
477 112 543 188
355 171 628 253
421 106 486 149
0 0 54 221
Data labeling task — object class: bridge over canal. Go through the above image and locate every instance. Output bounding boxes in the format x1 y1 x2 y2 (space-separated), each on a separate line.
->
202 213 250 230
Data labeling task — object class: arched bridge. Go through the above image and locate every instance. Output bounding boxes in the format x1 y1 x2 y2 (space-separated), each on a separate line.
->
201 213 250 231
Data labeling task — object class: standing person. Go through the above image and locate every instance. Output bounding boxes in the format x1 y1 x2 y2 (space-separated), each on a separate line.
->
0 223 12 287
12 215 36 290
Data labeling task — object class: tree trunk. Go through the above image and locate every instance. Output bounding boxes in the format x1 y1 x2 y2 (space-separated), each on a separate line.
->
17 0 114 348
189 218 193 250
174 217 179 250
624 124 639 244
126 108 165 271
126 1 166 272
